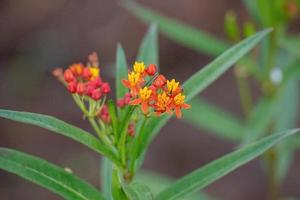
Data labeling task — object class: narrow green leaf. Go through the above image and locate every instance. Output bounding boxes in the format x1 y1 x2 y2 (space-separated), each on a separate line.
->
240 97 277 145
123 0 229 56
107 100 119 141
136 171 217 200
123 182 154 200
242 0 261 25
274 79 300 181
183 29 272 101
0 110 120 165
280 36 300 59
0 148 104 200
155 128 300 200
137 24 159 66
101 158 113 200
116 44 128 99
134 29 271 170
183 98 244 142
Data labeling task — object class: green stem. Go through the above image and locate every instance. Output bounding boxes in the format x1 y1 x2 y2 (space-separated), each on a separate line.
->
234 65 253 118
266 147 280 200
88 117 112 147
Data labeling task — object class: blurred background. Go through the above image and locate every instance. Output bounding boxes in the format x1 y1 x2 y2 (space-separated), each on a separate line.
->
0 0 299 199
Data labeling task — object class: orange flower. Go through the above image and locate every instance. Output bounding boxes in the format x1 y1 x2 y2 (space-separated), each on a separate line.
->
172 93 191 118
122 72 144 97
130 87 152 114
166 79 181 95
154 92 172 116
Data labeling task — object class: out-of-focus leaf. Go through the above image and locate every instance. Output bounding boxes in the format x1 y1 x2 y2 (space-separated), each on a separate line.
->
136 171 217 200
0 109 121 166
133 29 271 170
274 79 300 181
137 24 159 66
116 44 128 99
155 129 300 200
123 182 153 200
0 148 104 200
183 98 244 142
123 0 229 56
280 36 300 58
101 158 113 200
240 97 277 146
242 0 261 24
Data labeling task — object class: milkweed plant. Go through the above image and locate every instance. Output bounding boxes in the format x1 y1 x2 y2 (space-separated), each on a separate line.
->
0 0 300 200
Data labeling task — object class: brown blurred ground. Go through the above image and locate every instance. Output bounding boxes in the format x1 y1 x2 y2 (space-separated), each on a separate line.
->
0 0 299 199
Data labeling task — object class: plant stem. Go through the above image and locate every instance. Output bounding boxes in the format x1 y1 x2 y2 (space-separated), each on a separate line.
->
266 147 280 200
234 65 253 118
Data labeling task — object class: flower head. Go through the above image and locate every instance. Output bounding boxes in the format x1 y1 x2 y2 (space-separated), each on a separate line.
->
133 62 145 74
122 61 190 118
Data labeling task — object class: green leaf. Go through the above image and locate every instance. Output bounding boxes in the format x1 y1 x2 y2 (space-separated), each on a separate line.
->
274 79 300 181
280 36 300 59
242 0 261 25
183 98 244 142
136 171 217 200
137 24 159 66
101 158 113 200
123 0 229 56
0 148 104 200
134 29 271 170
240 97 277 145
0 109 121 166
183 29 272 101
155 128 300 200
116 44 128 99
123 182 154 200
108 100 119 141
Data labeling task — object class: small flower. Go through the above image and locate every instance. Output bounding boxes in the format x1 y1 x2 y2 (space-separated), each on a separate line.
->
70 63 84 76
146 64 157 76
130 87 152 114
172 93 191 118
166 79 180 95
64 69 75 83
91 89 102 100
154 92 172 116
153 75 167 88
67 81 77 93
133 62 145 74
128 123 135 137
76 83 86 95
101 82 111 94
98 105 110 124
122 72 143 97
90 67 100 79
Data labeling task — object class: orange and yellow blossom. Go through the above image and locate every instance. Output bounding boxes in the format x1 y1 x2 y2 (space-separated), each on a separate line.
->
172 93 191 118
130 87 153 114
122 72 144 97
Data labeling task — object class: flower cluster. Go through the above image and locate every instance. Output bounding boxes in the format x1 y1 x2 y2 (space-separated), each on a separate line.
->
55 52 111 101
122 62 190 118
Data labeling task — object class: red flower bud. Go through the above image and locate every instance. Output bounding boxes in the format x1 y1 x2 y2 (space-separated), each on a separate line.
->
101 82 111 94
67 81 77 93
117 99 125 108
128 123 135 137
64 69 75 83
90 77 102 87
124 93 131 105
91 89 102 100
83 67 92 80
76 83 85 95
153 75 167 88
146 64 157 76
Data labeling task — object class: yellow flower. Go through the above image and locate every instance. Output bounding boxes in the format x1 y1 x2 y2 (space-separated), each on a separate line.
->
174 93 185 105
90 67 100 78
139 87 152 101
167 79 179 94
156 92 170 110
128 72 140 87
133 62 145 74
